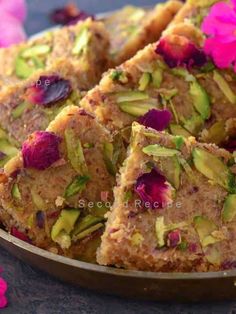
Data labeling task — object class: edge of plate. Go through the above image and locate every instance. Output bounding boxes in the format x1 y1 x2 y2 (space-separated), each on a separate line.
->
1 228 236 280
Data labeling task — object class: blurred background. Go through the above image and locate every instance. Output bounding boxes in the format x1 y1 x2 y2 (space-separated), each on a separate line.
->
25 0 165 35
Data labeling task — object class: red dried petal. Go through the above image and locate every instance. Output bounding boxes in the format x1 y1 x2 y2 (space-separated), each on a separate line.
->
50 3 94 25
139 109 172 131
155 35 207 68
223 138 236 153
25 75 72 107
22 131 61 170
135 168 172 210
167 229 181 248
11 227 30 242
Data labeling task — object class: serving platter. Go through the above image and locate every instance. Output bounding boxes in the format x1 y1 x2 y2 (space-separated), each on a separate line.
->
1 7 236 303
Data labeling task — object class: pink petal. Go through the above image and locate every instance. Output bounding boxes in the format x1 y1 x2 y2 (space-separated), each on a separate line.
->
0 278 7 295
202 3 236 41
0 295 7 308
0 0 27 22
0 12 26 47
204 38 236 68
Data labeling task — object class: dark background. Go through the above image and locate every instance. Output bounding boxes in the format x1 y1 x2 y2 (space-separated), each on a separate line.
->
0 0 235 313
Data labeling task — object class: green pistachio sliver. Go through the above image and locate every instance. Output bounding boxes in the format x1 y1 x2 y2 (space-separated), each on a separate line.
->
138 73 151 91
21 45 51 58
160 88 178 101
31 190 46 210
152 68 163 88
15 57 35 79
115 91 149 103
103 142 116 176
213 70 236 104
190 80 211 120
171 68 195 82
72 27 91 55
73 214 105 236
51 209 80 246
178 156 195 182
64 175 90 198
222 194 236 223
131 232 144 246
143 144 180 157
12 102 30 119
119 101 156 117
11 183 21 201
73 223 104 241
110 70 128 83
65 129 88 175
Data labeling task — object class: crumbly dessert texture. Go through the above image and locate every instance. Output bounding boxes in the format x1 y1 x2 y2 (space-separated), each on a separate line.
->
81 30 236 148
171 0 222 28
0 18 110 90
0 106 116 260
98 123 236 272
0 59 85 146
105 0 183 66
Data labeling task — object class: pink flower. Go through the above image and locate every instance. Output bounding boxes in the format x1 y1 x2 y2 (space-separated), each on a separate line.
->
22 131 61 170
0 273 7 309
10 227 30 242
0 0 27 47
135 168 173 210
139 109 172 131
202 0 236 71
155 35 206 68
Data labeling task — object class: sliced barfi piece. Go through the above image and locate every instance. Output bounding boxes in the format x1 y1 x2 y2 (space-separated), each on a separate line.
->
104 1 183 66
0 105 115 258
0 59 84 146
98 123 236 272
0 18 109 90
81 31 236 147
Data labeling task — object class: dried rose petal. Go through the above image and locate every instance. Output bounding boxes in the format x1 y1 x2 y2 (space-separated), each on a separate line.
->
36 211 45 229
221 260 236 270
135 168 172 210
25 75 72 107
139 109 172 131
50 3 94 25
223 139 236 153
22 131 61 170
167 229 181 248
188 243 197 253
0 152 6 161
11 227 30 242
155 35 207 68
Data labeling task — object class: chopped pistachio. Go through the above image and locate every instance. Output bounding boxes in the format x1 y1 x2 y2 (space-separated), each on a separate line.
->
11 183 21 201
189 80 210 120
64 175 90 198
201 121 226 145
192 148 235 192
213 70 236 104
110 70 128 83
119 101 157 117
72 27 91 55
131 232 144 246
222 194 236 223
143 144 180 157
73 223 103 241
138 73 151 91
173 136 185 150
31 190 46 210
183 114 204 136
115 91 149 103
12 102 30 120
15 57 35 79
51 209 80 245
73 214 104 237
152 68 163 88
65 129 88 174
160 155 181 189
21 44 51 58
155 216 166 248
103 142 116 176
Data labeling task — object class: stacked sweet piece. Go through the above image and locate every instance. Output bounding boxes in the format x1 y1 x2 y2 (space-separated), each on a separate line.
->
2 0 236 272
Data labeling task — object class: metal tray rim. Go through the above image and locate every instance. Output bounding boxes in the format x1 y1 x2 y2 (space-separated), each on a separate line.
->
1 228 235 281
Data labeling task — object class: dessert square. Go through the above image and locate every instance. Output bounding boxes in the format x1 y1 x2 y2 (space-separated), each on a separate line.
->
98 123 236 271
0 106 115 258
